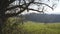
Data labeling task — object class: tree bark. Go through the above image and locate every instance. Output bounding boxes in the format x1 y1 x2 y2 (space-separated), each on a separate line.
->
0 11 8 34
0 17 5 34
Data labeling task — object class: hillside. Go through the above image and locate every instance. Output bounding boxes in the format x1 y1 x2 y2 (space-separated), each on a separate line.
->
22 13 60 23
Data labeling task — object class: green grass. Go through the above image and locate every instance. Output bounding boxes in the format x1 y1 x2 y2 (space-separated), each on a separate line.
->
3 17 60 34
22 21 60 34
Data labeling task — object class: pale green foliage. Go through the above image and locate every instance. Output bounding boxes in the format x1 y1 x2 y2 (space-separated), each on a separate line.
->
2 17 24 34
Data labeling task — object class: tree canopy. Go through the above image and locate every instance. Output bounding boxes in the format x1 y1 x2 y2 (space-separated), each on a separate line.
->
0 0 59 17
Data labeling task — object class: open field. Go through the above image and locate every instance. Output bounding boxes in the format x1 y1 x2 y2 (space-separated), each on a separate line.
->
3 17 60 34
22 21 60 34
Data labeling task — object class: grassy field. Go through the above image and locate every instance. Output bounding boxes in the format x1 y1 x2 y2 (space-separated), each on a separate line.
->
22 21 60 34
3 17 60 34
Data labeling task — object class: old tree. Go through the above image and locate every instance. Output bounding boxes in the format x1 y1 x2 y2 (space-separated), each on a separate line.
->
0 0 59 34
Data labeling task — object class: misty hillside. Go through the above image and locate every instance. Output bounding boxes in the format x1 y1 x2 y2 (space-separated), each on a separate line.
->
22 13 60 23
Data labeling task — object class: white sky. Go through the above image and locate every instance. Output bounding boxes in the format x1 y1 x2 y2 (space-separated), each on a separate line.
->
22 2 60 14
44 1 60 14
22 0 60 14
14 0 60 14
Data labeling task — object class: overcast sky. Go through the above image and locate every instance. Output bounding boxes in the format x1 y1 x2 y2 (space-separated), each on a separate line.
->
21 0 60 14
45 1 60 14
14 0 60 14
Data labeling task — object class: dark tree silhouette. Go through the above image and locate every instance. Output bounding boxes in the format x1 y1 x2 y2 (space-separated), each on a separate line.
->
0 0 59 34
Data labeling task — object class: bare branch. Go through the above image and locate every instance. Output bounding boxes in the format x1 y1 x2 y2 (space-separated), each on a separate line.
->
33 2 53 10
28 8 44 12
3 0 59 17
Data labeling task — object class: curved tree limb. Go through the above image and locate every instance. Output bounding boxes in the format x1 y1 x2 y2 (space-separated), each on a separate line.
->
5 0 34 17
33 2 53 10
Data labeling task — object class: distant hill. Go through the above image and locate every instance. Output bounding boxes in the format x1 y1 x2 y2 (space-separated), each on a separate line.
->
22 13 60 23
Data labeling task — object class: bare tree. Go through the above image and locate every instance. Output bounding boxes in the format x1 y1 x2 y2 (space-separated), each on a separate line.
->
0 0 59 34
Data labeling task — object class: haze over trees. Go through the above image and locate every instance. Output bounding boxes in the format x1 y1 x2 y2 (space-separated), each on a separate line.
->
23 13 60 23
0 0 59 34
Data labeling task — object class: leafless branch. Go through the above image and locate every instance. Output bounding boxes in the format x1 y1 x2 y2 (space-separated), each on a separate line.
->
33 2 53 10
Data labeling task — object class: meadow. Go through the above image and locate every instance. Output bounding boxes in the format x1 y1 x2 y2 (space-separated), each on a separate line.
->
22 21 60 34
2 17 60 34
